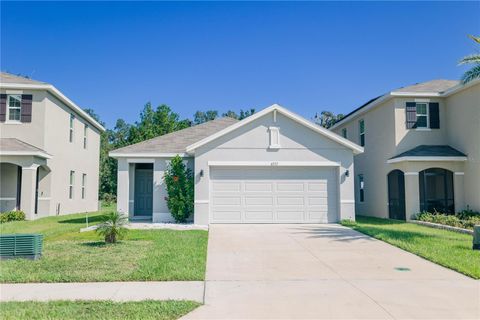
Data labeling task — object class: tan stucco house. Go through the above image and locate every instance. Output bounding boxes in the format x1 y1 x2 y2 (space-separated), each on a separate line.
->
0 73 105 220
331 79 480 220
110 104 363 225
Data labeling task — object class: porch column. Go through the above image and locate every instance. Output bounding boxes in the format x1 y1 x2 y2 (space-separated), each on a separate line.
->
117 158 130 216
454 172 465 212
404 172 420 220
20 165 39 220
153 159 171 223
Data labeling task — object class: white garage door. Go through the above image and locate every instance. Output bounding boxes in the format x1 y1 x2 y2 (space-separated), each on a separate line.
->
210 167 338 223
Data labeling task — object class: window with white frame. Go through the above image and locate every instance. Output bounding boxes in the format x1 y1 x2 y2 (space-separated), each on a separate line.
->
69 114 75 143
82 174 86 199
7 95 22 121
83 124 88 149
269 127 280 149
359 119 365 147
358 174 365 202
415 103 428 128
342 128 347 139
69 171 75 199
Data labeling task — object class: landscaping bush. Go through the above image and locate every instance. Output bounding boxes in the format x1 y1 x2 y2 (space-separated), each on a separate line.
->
415 210 480 230
96 211 128 243
101 193 117 206
0 211 26 223
164 155 194 223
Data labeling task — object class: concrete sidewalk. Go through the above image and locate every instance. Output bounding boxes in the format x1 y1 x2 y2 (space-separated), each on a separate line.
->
0 281 204 303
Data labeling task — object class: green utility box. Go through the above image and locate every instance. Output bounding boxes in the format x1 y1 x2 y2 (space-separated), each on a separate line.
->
0 234 43 259
474 226 480 250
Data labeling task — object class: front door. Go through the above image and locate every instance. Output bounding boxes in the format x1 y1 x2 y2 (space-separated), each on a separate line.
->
388 170 406 220
134 164 153 217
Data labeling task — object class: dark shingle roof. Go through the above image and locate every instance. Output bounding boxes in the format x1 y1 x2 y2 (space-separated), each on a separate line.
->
0 72 47 85
390 145 466 160
111 117 238 154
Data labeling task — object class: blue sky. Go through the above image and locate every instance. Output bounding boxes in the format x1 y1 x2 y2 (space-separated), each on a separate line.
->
1 1 479 128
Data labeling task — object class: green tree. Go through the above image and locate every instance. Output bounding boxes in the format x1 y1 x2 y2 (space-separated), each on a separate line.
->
459 35 480 84
314 111 345 129
193 110 218 124
239 108 255 120
164 155 194 223
222 110 239 119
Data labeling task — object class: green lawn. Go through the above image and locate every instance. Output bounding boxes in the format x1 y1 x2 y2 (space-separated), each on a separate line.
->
342 216 480 279
0 300 200 320
0 206 208 283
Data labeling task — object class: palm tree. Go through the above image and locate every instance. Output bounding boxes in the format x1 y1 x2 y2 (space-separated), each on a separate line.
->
459 35 480 84
96 211 128 243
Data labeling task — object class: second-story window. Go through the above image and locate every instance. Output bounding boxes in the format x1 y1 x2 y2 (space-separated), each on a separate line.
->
342 128 347 139
69 114 75 143
83 124 88 149
415 103 428 128
359 119 365 146
7 95 21 122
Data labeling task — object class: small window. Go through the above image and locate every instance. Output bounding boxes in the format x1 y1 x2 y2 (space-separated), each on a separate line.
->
83 124 88 149
359 119 365 147
269 127 280 149
69 170 75 199
7 95 22 121
81 174 86 199
415 103 428 128
69 114 75 143
342 128 347 139
358 174 365 202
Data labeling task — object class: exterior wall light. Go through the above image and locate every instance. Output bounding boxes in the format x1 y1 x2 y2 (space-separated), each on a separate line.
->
200 169 204 177
345 170 350 177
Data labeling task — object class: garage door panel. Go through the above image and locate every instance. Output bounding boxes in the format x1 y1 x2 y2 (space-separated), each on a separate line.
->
245 182 272 192
245 210 274 221
245 196 273 205
277 196 305 206
212 182 241 192
213 196 242 205
277 183 304 192
210 167 338 223
213 210 242 221
277 210 304 221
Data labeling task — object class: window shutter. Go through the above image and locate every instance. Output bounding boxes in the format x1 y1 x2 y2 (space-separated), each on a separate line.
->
0 94 6 122
429 102 440 129
405 102 417 129
21 94 33 123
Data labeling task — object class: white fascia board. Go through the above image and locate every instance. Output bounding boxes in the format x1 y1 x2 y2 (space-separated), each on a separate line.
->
208 161 341 167
0 151 52 159
187 104 364 155
0 83 105 132
330 94 392 130
387 156 468 164
109 152 188 158
390 92 442 97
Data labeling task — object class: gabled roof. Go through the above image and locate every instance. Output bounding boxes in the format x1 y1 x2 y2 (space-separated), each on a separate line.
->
387 145 467 164
0 72 105 132
0 138 52 159
109 117 238 157
186 104 364 155
331 78 479 130
0 72 47 85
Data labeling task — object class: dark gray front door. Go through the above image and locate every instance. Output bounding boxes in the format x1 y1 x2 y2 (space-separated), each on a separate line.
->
388 170 406 220
134 166 153 217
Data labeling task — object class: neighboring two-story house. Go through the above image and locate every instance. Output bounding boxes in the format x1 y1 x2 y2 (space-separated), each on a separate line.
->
331 79 480 220
0 72 105 220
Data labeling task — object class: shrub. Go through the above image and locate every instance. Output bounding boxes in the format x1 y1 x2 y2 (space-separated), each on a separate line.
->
96 211 128 243
164 155 194 223
0 211 26 223
101 193 117 205
415 210 480 230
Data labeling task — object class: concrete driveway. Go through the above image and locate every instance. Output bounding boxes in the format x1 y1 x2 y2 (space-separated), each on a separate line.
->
184 224 479 320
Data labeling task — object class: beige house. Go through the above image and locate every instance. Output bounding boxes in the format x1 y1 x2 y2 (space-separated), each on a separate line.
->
111 104 363 225
331 79 480 220
0 73 105 219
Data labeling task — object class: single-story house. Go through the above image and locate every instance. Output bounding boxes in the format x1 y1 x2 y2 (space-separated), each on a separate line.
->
109 104 363 225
